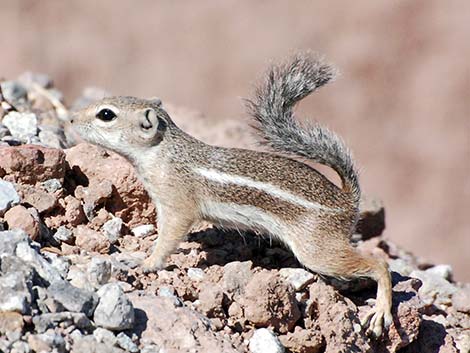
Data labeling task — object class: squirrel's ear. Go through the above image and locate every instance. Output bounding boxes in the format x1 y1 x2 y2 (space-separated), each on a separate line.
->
138 108 166 139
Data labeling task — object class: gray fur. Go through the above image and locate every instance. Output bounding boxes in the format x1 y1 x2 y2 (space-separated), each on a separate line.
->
246 52 361 206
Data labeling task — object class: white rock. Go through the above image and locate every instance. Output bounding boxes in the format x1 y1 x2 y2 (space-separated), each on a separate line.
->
410 269 457 305
116 332 139 353
94 283 135 330
42 179 62 193
0 180 20 216
3 112 38 140
0 124 10 139
47 279 98 317
426 264 453 281
389 258 415 276
93 327 117 345
53 226 74 244
131 224 155 238
102 217 123 244
15 242 61 283
187 267 205 281
68 267 95 292
0 81 27 102
87 258 112 286
249 328 285 353
0 229 30 256
42 252 70 278
279 268 315 291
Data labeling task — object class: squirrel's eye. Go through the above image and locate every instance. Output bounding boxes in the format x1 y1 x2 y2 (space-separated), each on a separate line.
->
96 108 117 121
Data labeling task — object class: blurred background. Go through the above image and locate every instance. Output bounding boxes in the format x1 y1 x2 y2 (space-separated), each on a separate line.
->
1 1 469 280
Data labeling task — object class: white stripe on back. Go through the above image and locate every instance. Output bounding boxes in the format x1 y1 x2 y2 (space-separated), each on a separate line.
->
194 167 340 212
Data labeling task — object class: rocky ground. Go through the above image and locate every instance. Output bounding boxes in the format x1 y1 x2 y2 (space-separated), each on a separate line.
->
0 74 469 353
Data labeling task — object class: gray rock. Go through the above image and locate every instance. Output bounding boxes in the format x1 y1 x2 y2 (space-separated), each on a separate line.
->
2 112 38 140
0 286 29 313
42 253 70 278
249 328 285 353
111 251 147 271
187 267 205 281
0 124 10 138
158 286 183 307
0 81 27 103
68 267 95 292
0 271 33 314
33 312 92 333
102 217 123 244
53 226 74 244
1 135 22 146
88 258 112 286
35 285 66 314
27 332 66 353
279 268 316 291
38 129 64 149
47 280 98 317
69 329 83 341
116 332 139 353
141 345 161 353
93 327 117 346
94 283 135 330
131 224 155 238
0 180 20 216
0 254 34 279
42 179 63 193
18 72 53 89
10 340 31 353
0 230 30 256
452 285 470 313
15 241 61 284
72 334 126 353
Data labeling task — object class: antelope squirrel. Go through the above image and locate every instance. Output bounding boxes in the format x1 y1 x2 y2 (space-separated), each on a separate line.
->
71 53 393 337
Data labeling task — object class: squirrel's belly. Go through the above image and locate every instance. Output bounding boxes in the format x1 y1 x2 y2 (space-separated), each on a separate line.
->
199 200 288 237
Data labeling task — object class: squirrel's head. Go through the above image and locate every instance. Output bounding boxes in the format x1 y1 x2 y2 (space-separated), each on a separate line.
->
71 96 172 159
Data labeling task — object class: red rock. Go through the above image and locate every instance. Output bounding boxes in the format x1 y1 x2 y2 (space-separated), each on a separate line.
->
64 196 86 226
65 143 155 227
307 281 370 352
75 180 113 208
403 319 459 353
4 205 40 240
238 271 301 334
129 293 238 352
279 327 325 353
16 184 58 214
74 225 110 254
0 312 24 334
0 145 66 184
380 277 423 352
198 285 225 317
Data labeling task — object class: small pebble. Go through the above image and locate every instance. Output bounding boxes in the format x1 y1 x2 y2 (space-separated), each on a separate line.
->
131 224 155 238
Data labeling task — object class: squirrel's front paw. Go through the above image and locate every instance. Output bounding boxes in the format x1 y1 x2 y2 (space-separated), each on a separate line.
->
141 256 164 274
361 304 393 338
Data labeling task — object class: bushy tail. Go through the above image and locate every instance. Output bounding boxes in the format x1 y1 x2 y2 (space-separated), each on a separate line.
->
246 52 361 207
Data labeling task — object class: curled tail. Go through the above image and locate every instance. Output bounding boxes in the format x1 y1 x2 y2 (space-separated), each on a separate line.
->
246 52 361 207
